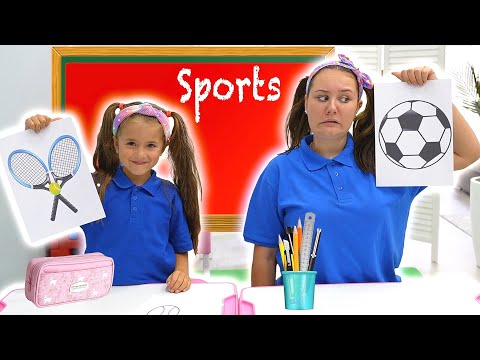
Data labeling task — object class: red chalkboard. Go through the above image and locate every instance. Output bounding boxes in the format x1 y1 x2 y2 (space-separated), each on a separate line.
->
52 46 335 231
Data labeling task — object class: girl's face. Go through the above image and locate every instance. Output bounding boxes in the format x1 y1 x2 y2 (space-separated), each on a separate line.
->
113 116 166 185
305 68 362 141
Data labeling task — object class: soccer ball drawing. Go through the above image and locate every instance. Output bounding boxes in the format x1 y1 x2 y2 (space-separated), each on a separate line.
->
378 100 452 169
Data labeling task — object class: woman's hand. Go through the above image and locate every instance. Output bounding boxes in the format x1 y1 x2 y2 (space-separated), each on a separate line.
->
392 66 438 85
166 270 192 293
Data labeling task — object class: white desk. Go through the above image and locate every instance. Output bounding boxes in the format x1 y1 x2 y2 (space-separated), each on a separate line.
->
0 282 238 315
238 274 480 315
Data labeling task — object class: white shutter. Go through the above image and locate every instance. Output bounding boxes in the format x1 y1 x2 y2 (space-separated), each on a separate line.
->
332 45 446 79
384 45 446 74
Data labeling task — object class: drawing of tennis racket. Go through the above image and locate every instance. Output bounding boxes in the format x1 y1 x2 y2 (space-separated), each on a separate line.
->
8 149 77 221
48 135 81 221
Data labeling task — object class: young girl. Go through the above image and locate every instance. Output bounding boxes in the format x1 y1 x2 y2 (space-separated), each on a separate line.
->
25 101 202 293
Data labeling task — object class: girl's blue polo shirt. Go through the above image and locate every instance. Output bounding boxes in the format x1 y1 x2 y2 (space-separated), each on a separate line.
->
243 133 426 285
81 166 193 286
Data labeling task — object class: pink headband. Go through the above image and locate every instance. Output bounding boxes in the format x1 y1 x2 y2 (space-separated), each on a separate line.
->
306 54 374 99
112 103 172 141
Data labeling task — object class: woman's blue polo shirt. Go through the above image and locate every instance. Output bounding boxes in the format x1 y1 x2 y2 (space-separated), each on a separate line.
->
81 166 193 285
243 133 426 284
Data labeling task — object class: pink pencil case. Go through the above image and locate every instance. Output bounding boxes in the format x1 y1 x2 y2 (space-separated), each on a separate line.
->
25 252 114 308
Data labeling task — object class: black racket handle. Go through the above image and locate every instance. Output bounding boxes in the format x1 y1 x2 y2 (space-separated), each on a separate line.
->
58 194 78 213
50 195 77 221
50 196 59 221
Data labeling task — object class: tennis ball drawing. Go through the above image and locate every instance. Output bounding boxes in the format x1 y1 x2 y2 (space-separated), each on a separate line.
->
49 182 61 195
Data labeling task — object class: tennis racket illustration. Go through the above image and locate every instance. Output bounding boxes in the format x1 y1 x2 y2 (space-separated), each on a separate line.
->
48 135 81 221
8 135 80 221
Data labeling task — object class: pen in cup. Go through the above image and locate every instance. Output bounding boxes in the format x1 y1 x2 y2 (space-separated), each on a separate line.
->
285 227 295 271
308 228 322 271
283 239 294 271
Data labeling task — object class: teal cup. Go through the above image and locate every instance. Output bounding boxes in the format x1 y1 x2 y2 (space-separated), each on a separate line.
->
282 271 317 310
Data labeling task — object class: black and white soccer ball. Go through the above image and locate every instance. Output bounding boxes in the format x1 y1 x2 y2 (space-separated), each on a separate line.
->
378 100 452 169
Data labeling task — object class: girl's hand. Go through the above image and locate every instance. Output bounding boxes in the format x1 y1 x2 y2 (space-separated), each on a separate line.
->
392 66 438 85
25 115 62 133
166 270 192 293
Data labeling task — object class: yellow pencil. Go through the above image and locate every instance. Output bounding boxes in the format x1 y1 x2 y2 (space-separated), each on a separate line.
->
278 234 287 270
293 225 299 271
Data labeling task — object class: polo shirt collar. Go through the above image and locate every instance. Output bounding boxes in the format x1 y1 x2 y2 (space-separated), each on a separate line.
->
300 133 355 171
111 166 160 196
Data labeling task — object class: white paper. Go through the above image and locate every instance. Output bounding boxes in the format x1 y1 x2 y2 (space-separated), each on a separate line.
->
0 117 105 246
374 79 453 186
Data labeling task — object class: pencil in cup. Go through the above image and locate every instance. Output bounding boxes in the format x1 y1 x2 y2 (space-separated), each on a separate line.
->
278 235 287 270
293 226 299 271
297 217 303 260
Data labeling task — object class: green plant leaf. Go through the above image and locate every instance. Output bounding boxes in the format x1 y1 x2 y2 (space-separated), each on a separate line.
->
450 63 480 115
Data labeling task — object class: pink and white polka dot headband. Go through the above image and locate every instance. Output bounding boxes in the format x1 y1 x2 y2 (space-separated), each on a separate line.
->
112 102 172 141
306 54 374 99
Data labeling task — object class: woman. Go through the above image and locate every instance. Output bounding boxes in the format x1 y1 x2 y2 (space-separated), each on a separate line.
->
243 54 480 286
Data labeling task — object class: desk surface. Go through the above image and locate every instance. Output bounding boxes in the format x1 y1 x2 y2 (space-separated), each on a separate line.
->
238 274 480 315
1 282 238 315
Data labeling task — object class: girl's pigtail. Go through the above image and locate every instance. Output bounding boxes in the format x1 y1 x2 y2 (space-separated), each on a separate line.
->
92 102 122 201
167 112 202 254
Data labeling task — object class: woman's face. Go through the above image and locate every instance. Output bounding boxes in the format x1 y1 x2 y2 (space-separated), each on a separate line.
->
305 68 362 141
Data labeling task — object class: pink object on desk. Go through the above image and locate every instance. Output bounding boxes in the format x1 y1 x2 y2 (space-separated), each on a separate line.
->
222 293 238 315
197 232 211 254
238 287 257 315
238 299 255 315
25 252 114 308
191 278 207 284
